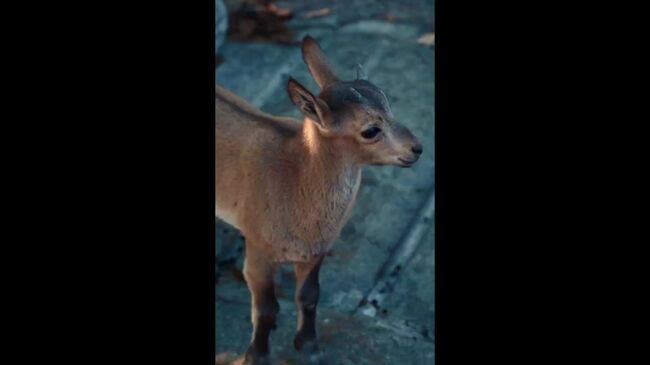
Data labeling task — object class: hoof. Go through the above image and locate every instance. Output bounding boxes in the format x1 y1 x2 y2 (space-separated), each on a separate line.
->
295 340 323 364
293 330 316 351
243 348 271 365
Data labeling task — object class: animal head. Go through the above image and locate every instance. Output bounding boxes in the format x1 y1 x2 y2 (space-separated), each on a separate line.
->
287 36 422 167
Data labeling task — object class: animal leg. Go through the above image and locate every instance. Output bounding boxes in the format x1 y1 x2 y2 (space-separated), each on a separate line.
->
242 248 279 365
293 255 325 353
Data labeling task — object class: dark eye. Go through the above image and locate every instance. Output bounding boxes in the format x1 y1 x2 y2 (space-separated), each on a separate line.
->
360 126 382 139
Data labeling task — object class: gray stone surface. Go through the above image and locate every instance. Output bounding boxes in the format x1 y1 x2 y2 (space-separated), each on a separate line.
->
274 0 434 31
216 1 434 363
216 269 434 365
380 224 435 338
216 0 228 52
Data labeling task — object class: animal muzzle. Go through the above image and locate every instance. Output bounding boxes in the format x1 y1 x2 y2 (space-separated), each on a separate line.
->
393 123 422 167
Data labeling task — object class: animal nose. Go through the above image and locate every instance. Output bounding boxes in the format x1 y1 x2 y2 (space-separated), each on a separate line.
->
411 143 423 155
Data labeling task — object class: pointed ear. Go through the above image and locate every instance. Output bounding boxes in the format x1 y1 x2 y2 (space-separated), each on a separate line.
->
287 77 331 128
302 36 339 90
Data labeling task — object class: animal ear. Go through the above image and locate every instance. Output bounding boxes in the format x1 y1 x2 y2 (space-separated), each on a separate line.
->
287 77 331 128
301 36 339 90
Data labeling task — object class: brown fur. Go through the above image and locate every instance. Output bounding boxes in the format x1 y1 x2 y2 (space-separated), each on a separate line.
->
216 85 360 262
215 36 422 364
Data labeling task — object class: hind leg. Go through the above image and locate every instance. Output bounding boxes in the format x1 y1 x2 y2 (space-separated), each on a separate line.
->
242 247 279 365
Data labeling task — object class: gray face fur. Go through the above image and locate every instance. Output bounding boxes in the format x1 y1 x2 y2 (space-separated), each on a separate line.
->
317 79 422 167
287 36 423 167
319 79 394 122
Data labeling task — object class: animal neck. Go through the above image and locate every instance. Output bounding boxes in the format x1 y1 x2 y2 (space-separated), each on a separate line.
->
296 118 360 183
284 118 362 245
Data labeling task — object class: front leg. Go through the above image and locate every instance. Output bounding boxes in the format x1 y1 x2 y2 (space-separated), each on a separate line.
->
293 255 325 357
242 247 279 365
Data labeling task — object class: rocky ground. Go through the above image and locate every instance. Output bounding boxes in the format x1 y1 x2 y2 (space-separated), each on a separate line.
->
216 1 434 363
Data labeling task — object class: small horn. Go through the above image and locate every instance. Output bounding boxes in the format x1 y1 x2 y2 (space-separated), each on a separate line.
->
356 64 367 80
348 87 368 104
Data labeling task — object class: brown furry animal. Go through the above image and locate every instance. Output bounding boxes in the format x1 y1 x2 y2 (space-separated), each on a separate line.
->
215 36 422 365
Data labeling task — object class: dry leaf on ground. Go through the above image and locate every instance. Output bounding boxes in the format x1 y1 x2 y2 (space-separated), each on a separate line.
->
417 32 435 46
304 8 331 18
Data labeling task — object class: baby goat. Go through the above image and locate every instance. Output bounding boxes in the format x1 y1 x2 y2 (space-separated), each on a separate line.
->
215 36 422 364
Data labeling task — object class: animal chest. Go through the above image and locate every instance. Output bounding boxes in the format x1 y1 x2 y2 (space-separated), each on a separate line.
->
272 169 361 262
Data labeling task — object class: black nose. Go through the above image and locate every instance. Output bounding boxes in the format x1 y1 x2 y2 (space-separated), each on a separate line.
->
411 144 423 155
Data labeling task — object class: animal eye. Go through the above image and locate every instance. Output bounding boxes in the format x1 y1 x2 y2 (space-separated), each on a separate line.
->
360 126 382 139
